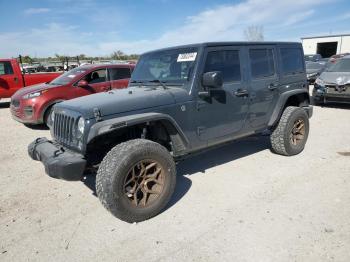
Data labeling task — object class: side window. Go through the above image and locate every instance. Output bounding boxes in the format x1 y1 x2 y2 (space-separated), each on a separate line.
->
249 49 275 78
0 62 14 75
280 48 304 74
109 68 131 80
84 69 107 84
204 50 241 82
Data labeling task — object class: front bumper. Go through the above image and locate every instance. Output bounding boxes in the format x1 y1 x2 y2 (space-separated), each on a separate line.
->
11 107 42 124
313 86 350 104
28 137 86 181
10 97 44 124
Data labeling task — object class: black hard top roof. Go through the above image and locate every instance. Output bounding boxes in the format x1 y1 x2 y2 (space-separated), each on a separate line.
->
142 41 301 55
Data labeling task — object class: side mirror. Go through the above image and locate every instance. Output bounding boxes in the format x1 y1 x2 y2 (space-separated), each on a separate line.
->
202 71 223 89
77 80 88 87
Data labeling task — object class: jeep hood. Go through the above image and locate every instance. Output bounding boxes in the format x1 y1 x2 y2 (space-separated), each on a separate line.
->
319 72 350 85
58 86 178 119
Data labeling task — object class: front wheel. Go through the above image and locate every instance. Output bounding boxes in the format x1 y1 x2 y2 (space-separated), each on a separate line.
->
270 106 310 156
43 106 53 127
96 139 176 223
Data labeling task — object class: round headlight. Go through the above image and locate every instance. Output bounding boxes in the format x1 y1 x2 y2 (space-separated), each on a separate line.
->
77 117 85 138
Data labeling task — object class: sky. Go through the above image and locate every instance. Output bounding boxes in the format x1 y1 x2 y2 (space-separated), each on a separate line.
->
1 0 350 57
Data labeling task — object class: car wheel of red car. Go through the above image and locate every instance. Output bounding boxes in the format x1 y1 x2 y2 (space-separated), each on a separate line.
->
43 106 54 126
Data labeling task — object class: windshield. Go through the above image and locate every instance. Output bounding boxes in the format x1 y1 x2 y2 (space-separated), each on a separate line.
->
130 47 198 86
327 59 350 72
306 62 324 70
304 54 320 62
50 67 87 85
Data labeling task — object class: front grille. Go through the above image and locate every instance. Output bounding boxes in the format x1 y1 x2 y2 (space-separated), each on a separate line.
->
11 99 20 107
326 84 350 95
53 112 77 147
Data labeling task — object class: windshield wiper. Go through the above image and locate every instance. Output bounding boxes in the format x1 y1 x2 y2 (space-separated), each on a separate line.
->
147 79 169 90
130 80 145 83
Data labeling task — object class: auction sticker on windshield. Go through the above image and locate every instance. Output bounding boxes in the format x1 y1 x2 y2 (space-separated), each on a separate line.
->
177 52 197 62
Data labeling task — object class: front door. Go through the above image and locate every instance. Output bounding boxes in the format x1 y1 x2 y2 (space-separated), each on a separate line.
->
0 61 21 97
85 68 111 93
246 46 279 129
195 47 250 142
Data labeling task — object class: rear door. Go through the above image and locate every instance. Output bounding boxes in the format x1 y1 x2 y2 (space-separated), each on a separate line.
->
247 46 279 129
108 67 131 89
0 61 21 97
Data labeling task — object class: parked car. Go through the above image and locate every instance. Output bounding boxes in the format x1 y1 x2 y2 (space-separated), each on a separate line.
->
313 55 350 104
304 54 322 62
29 42 312 222
11 63 135 125
329 53 350 64
306 61 326 84
0 59 61 100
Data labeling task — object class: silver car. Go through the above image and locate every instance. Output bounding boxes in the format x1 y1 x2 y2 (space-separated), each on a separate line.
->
313 55 350 104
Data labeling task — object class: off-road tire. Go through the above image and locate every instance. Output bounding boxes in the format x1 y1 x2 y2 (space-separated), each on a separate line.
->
96 139 176 223
270 106 309 156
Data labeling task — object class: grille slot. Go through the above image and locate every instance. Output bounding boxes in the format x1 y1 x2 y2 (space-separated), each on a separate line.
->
53 112 77 147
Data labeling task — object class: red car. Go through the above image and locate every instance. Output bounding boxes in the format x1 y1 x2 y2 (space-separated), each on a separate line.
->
0 58 61 100
11 63 134 125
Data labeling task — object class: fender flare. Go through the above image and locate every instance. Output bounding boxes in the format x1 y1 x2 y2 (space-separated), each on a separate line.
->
268 89 310 127
87 112 189 154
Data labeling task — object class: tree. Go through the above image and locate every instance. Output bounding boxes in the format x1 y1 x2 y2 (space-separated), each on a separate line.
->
22 55 33 64
78 54 86 60
111 50 127 60
244 25 264 41
54 53 66 63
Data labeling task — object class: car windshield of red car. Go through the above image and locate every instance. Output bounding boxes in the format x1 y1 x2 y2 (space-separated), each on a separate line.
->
49 67 87 85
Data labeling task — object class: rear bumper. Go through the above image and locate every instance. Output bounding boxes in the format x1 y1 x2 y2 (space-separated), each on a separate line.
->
28 137 86 181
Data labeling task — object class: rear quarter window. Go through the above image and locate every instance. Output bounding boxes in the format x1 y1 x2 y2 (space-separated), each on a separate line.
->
0 61 14 75
280 48 304 74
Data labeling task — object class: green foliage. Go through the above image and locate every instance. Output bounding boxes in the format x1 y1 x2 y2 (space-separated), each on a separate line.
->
19 50 139 64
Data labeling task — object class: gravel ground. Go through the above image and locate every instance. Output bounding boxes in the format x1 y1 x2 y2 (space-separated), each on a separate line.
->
0 97 350 262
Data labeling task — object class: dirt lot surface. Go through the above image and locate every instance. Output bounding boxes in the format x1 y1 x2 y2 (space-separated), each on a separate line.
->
1 98 350 262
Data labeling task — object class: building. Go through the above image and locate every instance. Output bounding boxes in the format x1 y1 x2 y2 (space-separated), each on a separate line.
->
301 34 350 58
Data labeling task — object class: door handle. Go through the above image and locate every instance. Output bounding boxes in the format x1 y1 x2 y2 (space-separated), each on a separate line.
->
268 83 279 90
234 89 249 97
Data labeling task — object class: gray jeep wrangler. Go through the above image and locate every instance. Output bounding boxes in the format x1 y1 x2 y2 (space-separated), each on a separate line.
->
29 42 313 222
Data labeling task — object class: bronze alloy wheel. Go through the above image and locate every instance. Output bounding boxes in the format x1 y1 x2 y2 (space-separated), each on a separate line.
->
290 118 305 146
124 160 165 207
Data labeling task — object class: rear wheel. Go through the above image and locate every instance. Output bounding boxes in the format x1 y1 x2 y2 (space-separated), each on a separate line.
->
96 139 176 223
270 106 309 156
